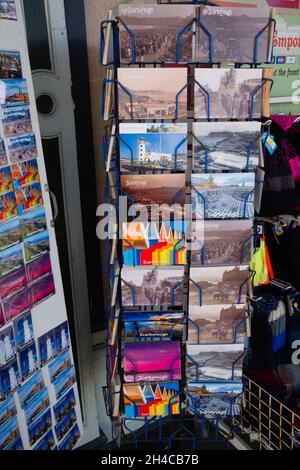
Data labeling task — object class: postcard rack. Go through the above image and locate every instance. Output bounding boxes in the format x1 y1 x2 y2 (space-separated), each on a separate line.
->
99 1 278 451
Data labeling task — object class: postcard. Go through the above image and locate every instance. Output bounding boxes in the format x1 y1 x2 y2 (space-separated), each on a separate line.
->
3 288 31 322
0 166 13 194
192 121 261 172
119 122 188 172
13 310 33 350
124 381 180 418
187 343 244 382
53 387 76 424
0 1 17 20
118 68 187 120
188 304 246 345
124 341 181 382
0 79 29 109
0 325 15 366
0 394 16 428
58 423 80 450
195 6 273 64
48 349 72 383
23 387 50 425
20 206 47 239
28 408 52 447
55 408 77 442
0 137 7 166
124 311 185 340
0 191 17 223
119 4 193 64
0 416 22 450
190 219 253 266
11 159 39 189
191 173 255 219
0 266 27 301
19 341 38 381
121 266 184 308
194 68 263 119
33 429 55 450
0 217 21 252
2 107 32 138
15 182 43 215
23 229 49 263
38 328 56 367
53 365 76 400
8 133 38 163
0 50 22 79
189 265 249 306
123 221 187 266
121 173 186 218
55 321 70 355
18 370 44 408
0 304 3 328
187 381 243 417
26 252 52 286
0 242 23 278
0 358 20 398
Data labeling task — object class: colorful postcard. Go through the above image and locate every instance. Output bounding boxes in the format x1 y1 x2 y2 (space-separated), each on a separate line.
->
0 79 29 109
118 68 187 120
0 217 21 252
124 381 180 418
124 341 181 382
194 68 263 119
48 349 72 383
11 159 39 189
0 416 23 450
8 133 38 163
119 4 193 63
0 1 17 20
18 370 44 408
53 387 76 424
20 206 47 239
192 121 261 172
0 137 7 166
187 343 244 382
119 122 188 172
0 191 17 222
58 423 80 450
195 6 273 64
0 242 23 278
19 341 38 381
121 173 186 218
0 325 15 366
15 182 43 215
191 173 255 219
0 50 22 79
0 394 16 428
53 365 76 400
38 328 56 367
123 221 187 266
187 381 243 417
2 107 32 137
23 387 50 425
0 358 20 398
0 266 27 301
121 266 184 308
54 321 70 355
0 166 13 194
189 265 249 306
188 304 246 345
13 310 33 350
0 304 4 328
33 429 55 451
3 287 31 322
24 229 49 263
55 408 77 442
190 219 253 266
26 252 52 286
28 408 52 448
124 311 184 340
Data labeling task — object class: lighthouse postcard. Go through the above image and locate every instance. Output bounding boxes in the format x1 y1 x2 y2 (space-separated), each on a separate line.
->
119 122 188 172
0 357 20 399
0 324 15 367
13 310 34 350
19 341 38 381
